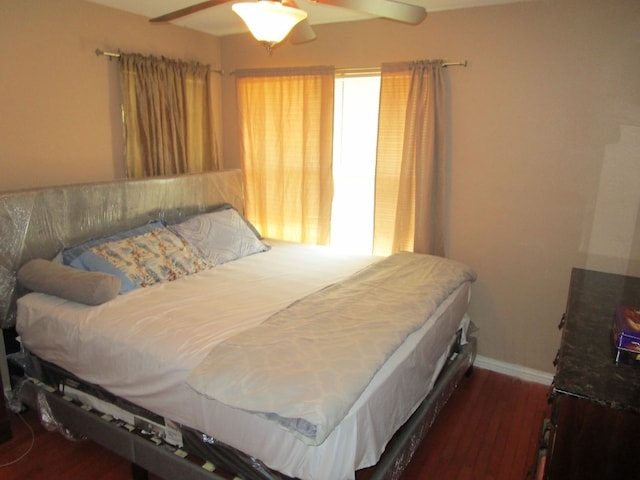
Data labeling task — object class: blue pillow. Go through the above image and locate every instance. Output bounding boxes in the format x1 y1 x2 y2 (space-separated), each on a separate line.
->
62 219 165 265
70 251 138 293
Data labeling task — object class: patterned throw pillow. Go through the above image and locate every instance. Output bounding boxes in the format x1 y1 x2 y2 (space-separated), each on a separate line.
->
62 219 165 265
89 228 210 289
71 227 210 293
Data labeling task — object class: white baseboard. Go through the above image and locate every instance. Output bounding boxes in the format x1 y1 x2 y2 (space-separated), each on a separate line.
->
474 355 554 386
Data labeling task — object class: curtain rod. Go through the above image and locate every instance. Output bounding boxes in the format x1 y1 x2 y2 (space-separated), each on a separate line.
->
97 49 467 73
443 60 468 67
337 60 467 77
95 49 225 75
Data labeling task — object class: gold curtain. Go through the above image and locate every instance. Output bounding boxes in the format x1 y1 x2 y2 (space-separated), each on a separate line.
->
373 60 447 256
236 66 335 244
119 53 220 178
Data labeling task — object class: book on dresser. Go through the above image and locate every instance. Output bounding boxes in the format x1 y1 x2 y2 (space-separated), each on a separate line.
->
613 305 640 364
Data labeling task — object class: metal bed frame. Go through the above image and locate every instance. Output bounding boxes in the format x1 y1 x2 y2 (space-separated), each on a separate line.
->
13 336 475 480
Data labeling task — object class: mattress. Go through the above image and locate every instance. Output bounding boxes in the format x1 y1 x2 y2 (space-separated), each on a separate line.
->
16 240 473 480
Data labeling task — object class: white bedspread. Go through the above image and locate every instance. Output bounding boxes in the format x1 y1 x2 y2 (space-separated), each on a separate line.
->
188 252 476 445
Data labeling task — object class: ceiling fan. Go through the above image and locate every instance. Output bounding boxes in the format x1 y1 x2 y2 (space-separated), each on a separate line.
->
150 0 427 51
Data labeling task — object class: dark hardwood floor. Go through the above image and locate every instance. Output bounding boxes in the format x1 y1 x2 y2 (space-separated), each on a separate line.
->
401 368 550 480
0 368 550 480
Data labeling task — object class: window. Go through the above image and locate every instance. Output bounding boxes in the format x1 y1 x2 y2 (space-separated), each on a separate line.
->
330 72 381 254
238 62 446 256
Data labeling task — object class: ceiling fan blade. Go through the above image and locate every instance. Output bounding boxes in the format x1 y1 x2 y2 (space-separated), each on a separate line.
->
288 19 317 44
315 0 426 24
150 0 232 23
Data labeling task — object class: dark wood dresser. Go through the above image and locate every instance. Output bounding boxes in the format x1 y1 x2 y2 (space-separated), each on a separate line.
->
0 371 11 443
544 268 640 479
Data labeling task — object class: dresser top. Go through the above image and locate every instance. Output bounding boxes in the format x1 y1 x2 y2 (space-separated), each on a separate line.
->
553 268 640 412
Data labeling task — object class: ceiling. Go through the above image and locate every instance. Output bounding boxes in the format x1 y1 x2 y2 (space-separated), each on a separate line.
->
84 0 524 37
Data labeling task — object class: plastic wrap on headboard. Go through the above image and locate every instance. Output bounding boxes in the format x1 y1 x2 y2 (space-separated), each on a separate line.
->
0 170 244 328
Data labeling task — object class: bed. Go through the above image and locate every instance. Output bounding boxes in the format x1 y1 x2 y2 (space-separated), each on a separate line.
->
0 170 477 480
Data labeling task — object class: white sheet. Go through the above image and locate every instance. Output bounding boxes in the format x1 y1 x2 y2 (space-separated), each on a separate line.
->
16 240 473 480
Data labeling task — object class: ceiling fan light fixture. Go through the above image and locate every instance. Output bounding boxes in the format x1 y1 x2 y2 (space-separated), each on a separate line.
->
232 1 307 48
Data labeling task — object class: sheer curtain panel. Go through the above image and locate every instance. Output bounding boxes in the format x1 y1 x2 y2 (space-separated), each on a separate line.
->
119 53 220 178
236 66 335 244
373 60 447 256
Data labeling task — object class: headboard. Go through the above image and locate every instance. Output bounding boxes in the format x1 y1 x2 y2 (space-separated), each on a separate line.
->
0 170 244 330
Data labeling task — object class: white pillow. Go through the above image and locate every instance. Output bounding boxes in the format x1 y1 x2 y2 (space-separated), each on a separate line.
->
169 207 269 266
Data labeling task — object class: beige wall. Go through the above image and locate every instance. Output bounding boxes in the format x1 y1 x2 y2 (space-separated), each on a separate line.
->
220 0 640 374
1 0 638 375
0 0 222 191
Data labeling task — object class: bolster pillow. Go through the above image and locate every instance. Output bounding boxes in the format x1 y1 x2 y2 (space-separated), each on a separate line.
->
18 259 121 305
